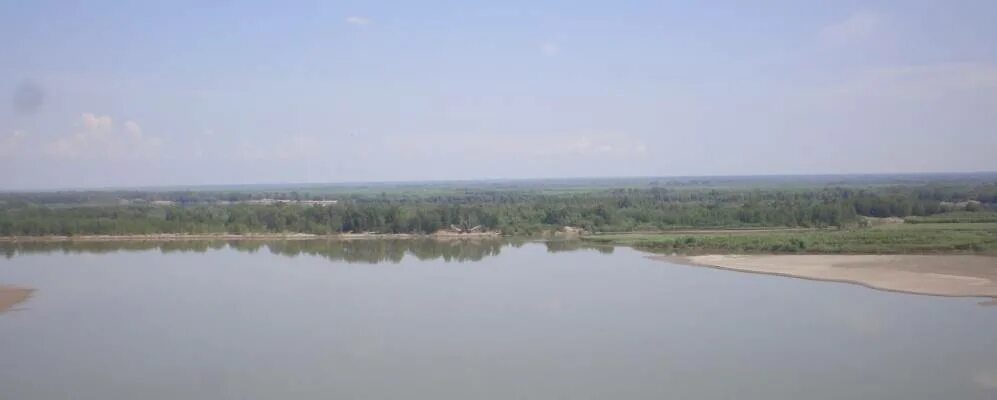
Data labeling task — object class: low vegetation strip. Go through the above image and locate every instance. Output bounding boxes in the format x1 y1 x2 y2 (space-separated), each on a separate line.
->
583 223 997 254
905 211 997 224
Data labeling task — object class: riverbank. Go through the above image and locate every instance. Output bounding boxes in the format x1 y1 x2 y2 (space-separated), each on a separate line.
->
0 285 33 313
657 254 997 298
0 232 502 242
583 223 997 254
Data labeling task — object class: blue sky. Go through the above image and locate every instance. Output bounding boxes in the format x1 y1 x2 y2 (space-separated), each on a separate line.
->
2 0 996 189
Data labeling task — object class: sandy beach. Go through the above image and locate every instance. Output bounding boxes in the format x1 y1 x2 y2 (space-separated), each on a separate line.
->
658 254 997 298
0 285 34 314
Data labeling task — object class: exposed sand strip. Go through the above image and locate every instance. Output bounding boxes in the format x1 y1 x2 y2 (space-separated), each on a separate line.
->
0 285 34 314
656 254 997 298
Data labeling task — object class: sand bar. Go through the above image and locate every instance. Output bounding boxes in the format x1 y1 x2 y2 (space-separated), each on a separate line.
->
658 254 997 298
0 285 34 313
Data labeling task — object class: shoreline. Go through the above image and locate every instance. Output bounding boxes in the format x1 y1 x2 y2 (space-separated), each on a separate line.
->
0 232 503 242
654 254 997 298
5 235 996 299
0 285 34 314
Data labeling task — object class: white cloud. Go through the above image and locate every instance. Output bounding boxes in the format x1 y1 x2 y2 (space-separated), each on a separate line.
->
46 113 162 160
0 130 27 157
81 112 113 131
540 41 560 56
123 120 143 139
346 16 370 26
816 63 997 102
820 11 883 45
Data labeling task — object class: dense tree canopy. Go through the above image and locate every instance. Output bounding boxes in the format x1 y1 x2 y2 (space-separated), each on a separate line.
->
2 181 994 236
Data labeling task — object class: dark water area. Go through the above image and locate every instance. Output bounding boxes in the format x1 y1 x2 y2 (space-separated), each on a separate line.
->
1 240 996 399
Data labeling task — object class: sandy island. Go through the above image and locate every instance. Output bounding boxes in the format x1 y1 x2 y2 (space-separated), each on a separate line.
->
0 285 34 314
656 254 997 298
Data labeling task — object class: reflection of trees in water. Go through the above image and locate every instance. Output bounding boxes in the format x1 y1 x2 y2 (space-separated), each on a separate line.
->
544 240 614 254
1 240 228 259
258 239 505 264
1 239 609 263
2 239 511 263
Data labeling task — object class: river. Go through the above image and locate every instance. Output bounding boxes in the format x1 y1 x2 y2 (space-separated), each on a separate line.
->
1 240 995 399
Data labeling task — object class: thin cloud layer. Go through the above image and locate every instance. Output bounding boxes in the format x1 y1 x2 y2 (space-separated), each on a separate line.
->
0 130 26 157
820 11 884 45
540 41 560 56
345 16 370 26
46 113 162 160
0 2 995 188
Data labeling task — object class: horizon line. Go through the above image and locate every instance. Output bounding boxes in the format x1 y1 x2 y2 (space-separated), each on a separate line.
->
3 170 996 193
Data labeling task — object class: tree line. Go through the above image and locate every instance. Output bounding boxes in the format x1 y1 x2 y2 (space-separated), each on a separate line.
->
1 184 994 236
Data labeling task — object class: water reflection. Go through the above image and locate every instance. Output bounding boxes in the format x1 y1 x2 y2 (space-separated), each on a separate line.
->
2 240 996 399
544 239 615 254
1 238 612 264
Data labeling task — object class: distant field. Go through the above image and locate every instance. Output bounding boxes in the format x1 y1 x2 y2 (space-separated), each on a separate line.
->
583 223 997 255
7 172 997 204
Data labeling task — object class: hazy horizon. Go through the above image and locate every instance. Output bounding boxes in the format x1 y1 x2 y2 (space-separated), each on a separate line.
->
3 1 997 190
3 171 995 193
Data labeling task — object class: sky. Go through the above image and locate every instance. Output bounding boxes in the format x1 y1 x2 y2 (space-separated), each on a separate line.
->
2 0 996 189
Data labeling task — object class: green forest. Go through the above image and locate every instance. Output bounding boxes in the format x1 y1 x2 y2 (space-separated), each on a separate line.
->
2 176 995 237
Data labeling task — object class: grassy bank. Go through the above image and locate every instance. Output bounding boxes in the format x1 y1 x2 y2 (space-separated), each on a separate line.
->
582 223 997 254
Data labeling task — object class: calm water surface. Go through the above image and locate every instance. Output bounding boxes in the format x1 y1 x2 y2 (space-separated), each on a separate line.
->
2 240 996 399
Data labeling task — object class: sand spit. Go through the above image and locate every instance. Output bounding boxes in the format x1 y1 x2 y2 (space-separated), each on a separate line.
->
657 254 997 298
0 285 34 314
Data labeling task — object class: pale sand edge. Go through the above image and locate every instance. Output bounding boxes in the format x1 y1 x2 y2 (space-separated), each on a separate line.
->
651 254 997 299
0 285 34 314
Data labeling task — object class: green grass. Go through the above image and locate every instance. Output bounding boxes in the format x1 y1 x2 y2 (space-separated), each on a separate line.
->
582 223 997 255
